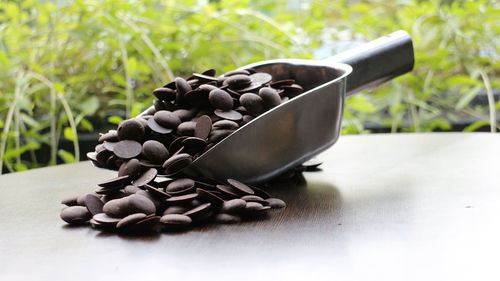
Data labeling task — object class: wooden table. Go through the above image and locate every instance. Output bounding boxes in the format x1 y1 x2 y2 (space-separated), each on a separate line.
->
1 133 499 281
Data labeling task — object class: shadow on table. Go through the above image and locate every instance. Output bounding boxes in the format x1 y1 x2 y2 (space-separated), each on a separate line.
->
197 173 344 232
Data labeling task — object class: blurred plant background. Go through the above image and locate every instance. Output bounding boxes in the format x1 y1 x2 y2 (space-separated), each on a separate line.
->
0 0 499 173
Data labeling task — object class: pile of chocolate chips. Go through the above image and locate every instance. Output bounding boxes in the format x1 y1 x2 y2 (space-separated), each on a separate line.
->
60 68 315 233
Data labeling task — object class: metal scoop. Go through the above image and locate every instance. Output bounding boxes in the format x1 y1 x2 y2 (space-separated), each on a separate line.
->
181 30 414 183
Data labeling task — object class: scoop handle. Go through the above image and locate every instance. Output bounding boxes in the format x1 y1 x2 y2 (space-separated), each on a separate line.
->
325 30 414 96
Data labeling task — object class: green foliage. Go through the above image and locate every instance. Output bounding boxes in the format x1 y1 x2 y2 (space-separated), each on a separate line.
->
319 0 500 133
0 0 499 173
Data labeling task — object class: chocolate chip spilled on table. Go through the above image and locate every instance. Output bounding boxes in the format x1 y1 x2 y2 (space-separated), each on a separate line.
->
60 68 322 233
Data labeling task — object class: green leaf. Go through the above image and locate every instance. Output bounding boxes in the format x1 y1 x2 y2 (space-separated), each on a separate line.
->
108 115 123 125
63 127 77 141
347 96 376 113
13 163 28 171
79 96 100 115
429 118 451 131
0 51 10 66
446 75 481 86
127 57 137 76
79 118 94 132
463 120 491 132
1 142 41 160
112 74 127 87
53 82 65 94
130 103 143 118
58 149 76 163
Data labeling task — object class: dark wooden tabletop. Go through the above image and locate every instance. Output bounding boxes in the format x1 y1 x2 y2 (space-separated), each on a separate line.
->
1 133 499 281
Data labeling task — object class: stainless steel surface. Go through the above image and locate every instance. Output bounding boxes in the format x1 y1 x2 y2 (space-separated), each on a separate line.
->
1 133 499 281
184 61 351 183
136 31 414 183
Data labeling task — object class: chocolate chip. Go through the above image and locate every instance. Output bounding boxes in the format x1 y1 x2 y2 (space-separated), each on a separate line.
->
270 79 295 88
117 119 145 142
223 69 250 77
98 130 119 142
124 185 141 195
93 213 121 227
239 93 265 116
103 197 130 218
154 111 181 129
95 148 113 165
60 206 91 224
135 190 162 210
281 84 304 98
61 195 79 206
196 188 224 207
196 83 215 92
101 191 127 203
154 99 166 111
144 183 171 199
240 195 266 204
116 213 147 229
194 115 212 139
213 109 242 121
163 205 189 215
182 137 207 155
177 121 196 136
160 214 192 225
166 193 198 204
128 194 156 215
166 178 195 193
184 89 209 107
189 74 216 84
169 136 188 153
227 178 254 195
173 108 198 122
183 203 212 221
215 184 241 198
212 120 239 130
208 89 233 111
97 175 130 189
142 140 169 164
153 87 176 101
84 194 104 216
266 198 286 209
86 152 98 163
245 202 265 212
128 215 160 233
250 72 272 85
147 118 173 134
208 129 234 143
132 168 158 187
162 153 192 176
175 77 192 95
76 193 89 206
302 157 323 171
220 199 246 214
259 87 281 109
113 140 142 159
201 69 216 76
102 141 117 152
118 159 143 179
225 74 252 89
